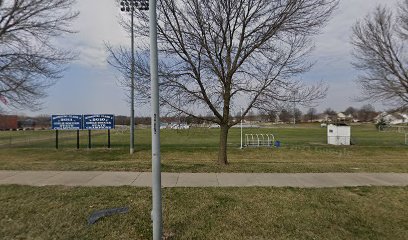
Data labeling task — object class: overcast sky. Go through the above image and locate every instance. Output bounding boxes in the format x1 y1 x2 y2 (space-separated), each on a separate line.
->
7 0 400 116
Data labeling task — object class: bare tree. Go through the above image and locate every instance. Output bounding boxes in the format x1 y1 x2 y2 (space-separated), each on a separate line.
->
0 0 78 109
292 108 303 123
398 0 408 39
357 104 377 122
260 109 279 123
344 106 358 118
306 107 317 122
352 1 408 107
106 44 151 104
113 0 337 164
324 108 337 121
279 109 292 123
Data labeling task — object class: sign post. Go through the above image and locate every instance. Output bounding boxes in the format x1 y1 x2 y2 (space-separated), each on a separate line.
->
77 130 80 149
51 115 83 149
84 114 115 149
88 130 92 149
108 129 111 149
56 130 59 149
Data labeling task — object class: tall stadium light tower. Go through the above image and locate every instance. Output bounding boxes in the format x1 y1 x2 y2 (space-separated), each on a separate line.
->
292 90 297 126
120 0 149 154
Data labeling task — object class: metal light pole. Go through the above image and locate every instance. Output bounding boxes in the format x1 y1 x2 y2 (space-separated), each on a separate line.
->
240 108 243 149
149 0 162 239
130 8 135 154
292 90 297 126
120 0 148 154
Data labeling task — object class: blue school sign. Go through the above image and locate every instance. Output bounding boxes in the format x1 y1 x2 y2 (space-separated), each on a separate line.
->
83 114 115 130
51 115 83 130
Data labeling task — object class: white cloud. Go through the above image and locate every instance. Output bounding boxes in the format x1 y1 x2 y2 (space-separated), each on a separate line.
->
312 0 398 59
61 0 130 68
303 0 400 111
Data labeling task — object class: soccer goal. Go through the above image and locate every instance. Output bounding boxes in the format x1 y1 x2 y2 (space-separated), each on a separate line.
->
398 126 408 133
245 134 275 147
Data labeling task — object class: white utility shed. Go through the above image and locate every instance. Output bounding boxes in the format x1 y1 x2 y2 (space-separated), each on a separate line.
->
327 124 351 145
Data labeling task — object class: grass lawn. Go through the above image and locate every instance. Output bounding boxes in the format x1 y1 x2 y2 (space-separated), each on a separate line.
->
0 124 407 172
0 185 407 239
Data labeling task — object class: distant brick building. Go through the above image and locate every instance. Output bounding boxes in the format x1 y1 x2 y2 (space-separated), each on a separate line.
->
0 115 18 130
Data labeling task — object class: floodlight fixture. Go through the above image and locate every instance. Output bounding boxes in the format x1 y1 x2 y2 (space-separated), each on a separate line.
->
120 0 149 12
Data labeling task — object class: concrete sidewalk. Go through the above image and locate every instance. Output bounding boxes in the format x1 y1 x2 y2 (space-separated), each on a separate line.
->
0 171 407 188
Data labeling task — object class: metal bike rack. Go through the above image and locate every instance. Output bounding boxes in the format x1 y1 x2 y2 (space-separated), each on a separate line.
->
245 133 275 147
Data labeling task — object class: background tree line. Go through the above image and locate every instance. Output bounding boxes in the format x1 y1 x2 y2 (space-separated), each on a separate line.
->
3 103 384 129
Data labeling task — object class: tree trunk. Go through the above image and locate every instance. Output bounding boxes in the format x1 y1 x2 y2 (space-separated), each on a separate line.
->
218 124 229 165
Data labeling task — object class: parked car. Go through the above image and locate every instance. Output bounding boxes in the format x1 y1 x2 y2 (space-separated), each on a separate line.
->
171 124 190 129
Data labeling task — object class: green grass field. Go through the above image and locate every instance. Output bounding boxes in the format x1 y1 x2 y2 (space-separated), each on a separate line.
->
0 124 407 172
1 125 407 239
1 185 407 239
